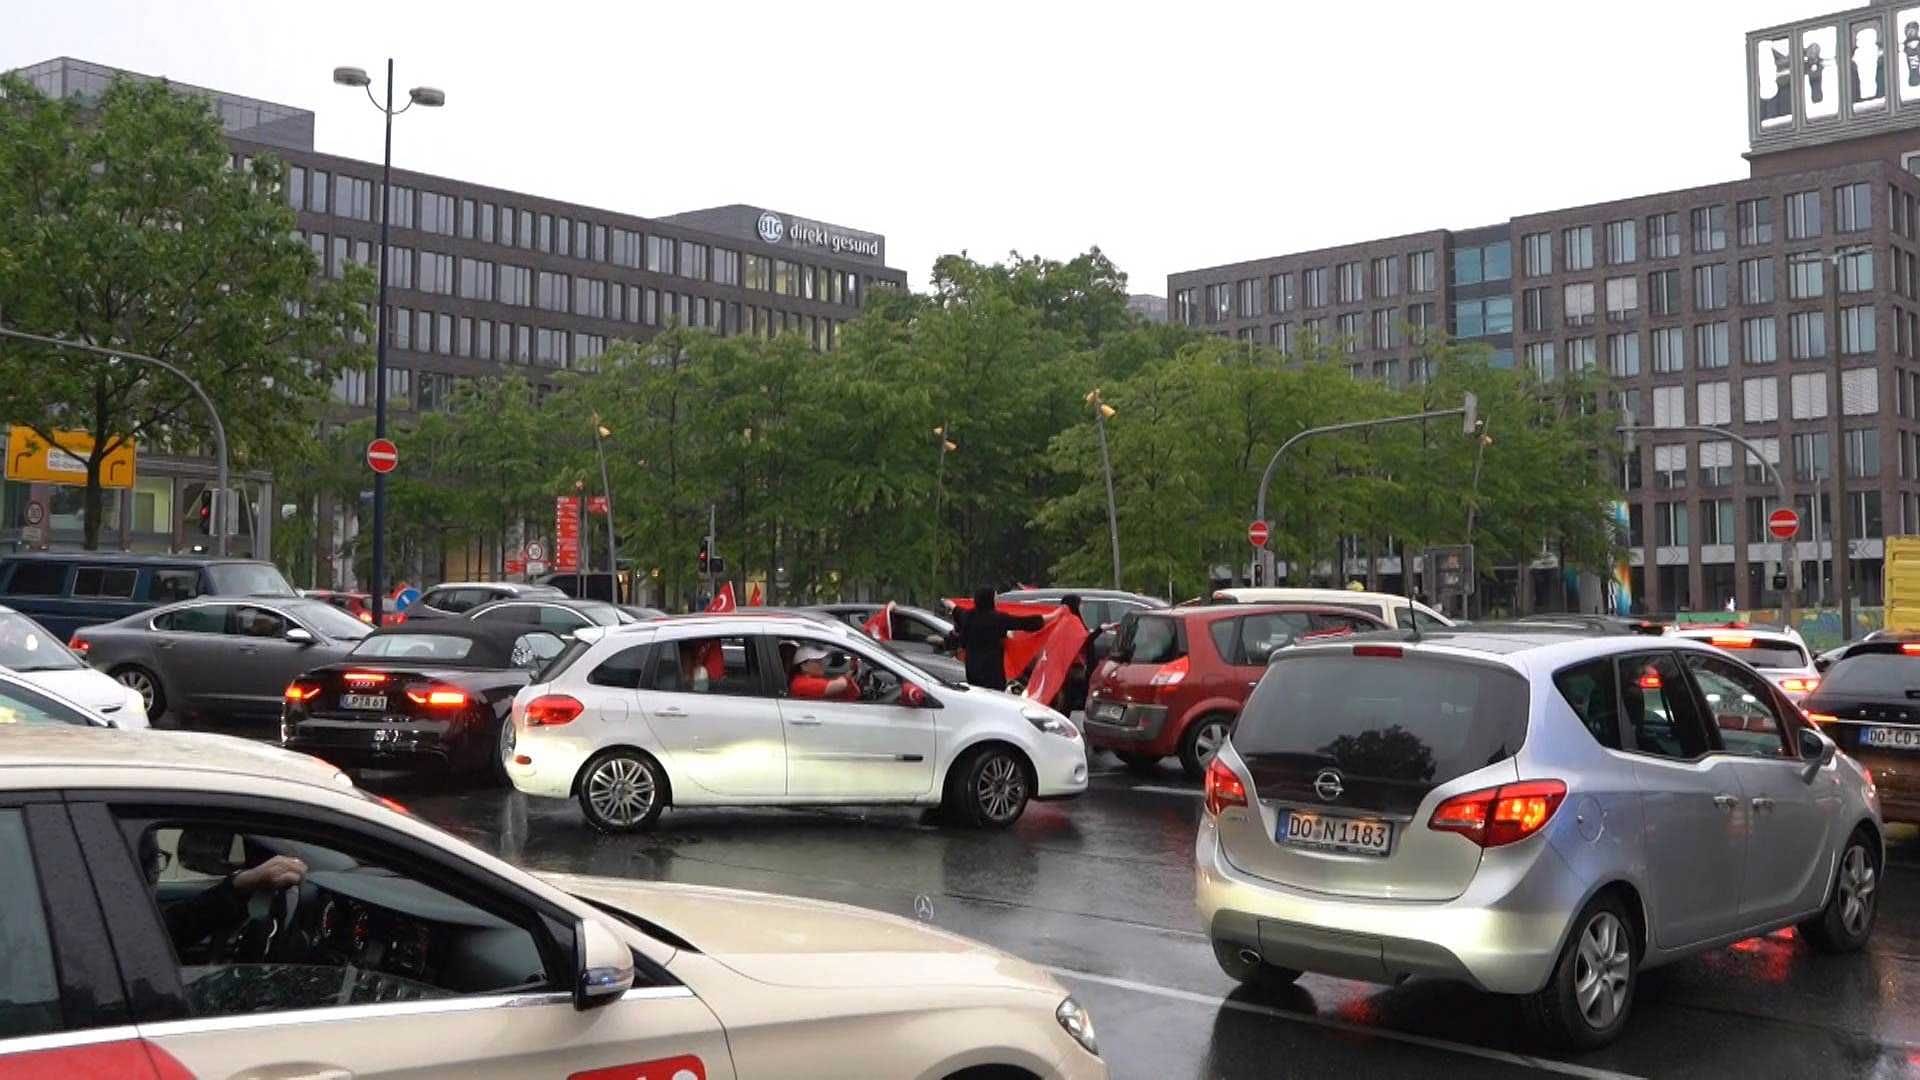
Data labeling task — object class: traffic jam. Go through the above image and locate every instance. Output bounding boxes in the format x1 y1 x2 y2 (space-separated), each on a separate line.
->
0 551 1913 1078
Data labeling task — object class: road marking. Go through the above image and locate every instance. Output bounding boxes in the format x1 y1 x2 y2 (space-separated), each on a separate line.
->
1132 784 1202 798
1041 965 1647 1080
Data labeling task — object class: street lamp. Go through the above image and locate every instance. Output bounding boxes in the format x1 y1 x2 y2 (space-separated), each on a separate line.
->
1087 389 1122 590
1824 244 1869 640
591 416 619 601
929 423 956 595
335 60 443 626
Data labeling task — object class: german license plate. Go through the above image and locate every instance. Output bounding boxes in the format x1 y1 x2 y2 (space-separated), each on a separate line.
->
1861 726 1920 751
340 693 388 711
1281 811 1392 857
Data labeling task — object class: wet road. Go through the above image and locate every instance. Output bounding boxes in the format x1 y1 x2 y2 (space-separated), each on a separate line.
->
375 757 1920 1080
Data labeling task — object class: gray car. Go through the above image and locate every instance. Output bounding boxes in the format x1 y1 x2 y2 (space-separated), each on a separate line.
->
72 596 375 727
1196 626 1882 1049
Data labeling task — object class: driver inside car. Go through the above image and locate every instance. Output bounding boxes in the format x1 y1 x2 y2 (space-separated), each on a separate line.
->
787 643 860 701
141 830 308 953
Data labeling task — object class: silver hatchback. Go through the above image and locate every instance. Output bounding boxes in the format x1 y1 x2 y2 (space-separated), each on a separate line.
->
1196 628 1883 1049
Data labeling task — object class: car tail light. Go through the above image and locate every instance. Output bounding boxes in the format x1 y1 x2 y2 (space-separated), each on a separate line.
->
524 694 584 727
1428 780 1568 848
1901 643 1920 656
67 633 89 655
1778 676 1819 694
1636 668 1663 690
284 679 323 703
1204 757 1248 816
1806 712 1838 725
356 611 374 624
405 685 468 708
1710 634 1753 648
343 671 389 685
1149 656 1190 688
1353 644 1403 658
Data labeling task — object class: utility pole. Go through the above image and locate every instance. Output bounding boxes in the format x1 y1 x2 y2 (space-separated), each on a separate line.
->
1827 246 1860 639
707 502 718 603
930 422 954 597
1087 390 1122 590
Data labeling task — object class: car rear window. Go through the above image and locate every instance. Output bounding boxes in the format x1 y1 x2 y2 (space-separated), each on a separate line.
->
1236 651 1531 784
1120 615 1184 664
1821 654 1920 698
350 634 477 661
1684 635 1807 670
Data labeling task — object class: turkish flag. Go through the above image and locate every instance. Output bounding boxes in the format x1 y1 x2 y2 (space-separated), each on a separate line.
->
1020 610 1091 708
946 598 1067 684
861 602 895 641
747 583 763 606
707 582 736 613
699 583 737 681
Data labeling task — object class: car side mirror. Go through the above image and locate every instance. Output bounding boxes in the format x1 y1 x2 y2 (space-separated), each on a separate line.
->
572 917 634 1010
285 627 315 645
923 633 946 650
1814 655 1833 673
1799 727 1837 783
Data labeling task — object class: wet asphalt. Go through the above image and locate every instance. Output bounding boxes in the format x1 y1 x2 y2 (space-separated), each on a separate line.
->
369 756 1920 1080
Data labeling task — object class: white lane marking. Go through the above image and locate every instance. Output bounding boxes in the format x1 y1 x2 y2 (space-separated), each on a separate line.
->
1132 784 1202 798
1042 965 1647 1080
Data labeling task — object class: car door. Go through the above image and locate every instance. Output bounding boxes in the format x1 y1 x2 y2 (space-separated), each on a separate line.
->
149 603 238 717
1616 650 1752 947
69 800 734 1080
776 636 937 799
1680 653 1834 923
202 604 309 720
636 633 787 797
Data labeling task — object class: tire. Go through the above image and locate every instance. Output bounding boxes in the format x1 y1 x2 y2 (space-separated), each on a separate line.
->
1212 938 1303 991
1117 751 1162 775
1524 892 1637 1050
489 712 515 787
1798 830 1878 953
112 665 165 725
944 746 1032 829
1178 714 1233 780
576 749 667 833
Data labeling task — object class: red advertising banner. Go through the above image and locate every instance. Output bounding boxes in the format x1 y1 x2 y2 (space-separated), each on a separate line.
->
554 496 581 573
588 495 610 515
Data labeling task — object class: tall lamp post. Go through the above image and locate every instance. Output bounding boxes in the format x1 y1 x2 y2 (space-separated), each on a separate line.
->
1087 389 1122 590
1825 243 1868 641
929 423 956 597
592 416 619 601
333 62 444 626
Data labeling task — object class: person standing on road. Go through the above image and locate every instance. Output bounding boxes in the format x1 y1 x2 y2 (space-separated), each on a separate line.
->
948 588 1045 691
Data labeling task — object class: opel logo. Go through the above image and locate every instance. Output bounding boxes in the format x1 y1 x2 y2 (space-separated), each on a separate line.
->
756 211 785 244
1313 769 1345 802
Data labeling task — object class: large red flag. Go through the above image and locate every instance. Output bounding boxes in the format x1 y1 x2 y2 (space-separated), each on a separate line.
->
861 602 895 642
946 597 1068 684
706 582 737 613
1022 610 1092 709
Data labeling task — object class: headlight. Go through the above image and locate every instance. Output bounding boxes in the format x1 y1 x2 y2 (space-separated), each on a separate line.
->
1056 996 1098 1057
1021 705 1078 738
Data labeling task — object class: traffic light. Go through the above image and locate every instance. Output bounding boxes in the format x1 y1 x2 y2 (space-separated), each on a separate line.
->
697 537 726 576
697 539 710 575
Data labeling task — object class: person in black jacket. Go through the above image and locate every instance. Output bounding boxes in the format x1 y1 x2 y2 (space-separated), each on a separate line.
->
947 588 1045 691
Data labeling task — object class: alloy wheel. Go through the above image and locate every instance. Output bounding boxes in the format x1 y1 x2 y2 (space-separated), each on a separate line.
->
976 755 1027 823
586 757 656 828
1574 911 1631 1030
116 669 155 712
1839 844 1877 937
1194 719 1229 763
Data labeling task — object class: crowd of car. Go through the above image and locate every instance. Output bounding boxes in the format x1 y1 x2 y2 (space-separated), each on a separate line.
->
0 547 1907 1066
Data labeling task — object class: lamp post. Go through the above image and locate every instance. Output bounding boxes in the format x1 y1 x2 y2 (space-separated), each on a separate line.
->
1087 389 1122 590
333 61 444 626
592 416 619 601
1825 243 1868 640
929 422 956 596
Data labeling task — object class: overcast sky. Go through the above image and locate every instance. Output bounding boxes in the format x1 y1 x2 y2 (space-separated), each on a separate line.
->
6 0 1824 295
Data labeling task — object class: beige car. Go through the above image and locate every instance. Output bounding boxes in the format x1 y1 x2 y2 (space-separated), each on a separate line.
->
0 728 1104 1080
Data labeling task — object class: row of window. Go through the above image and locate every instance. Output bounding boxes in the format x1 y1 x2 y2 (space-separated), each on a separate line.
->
1182 250 1442 324
1632 491 1883 549
285 165 861 303
1520 185 1875 277
1632 427 1880 495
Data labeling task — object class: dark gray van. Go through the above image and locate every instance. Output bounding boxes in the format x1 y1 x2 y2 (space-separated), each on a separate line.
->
0 554 296 639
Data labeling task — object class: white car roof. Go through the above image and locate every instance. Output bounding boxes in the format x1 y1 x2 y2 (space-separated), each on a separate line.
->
0 726 353 792
1215 588 1448 617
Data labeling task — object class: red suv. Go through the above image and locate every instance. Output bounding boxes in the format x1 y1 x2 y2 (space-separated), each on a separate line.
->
1083 603 1387 777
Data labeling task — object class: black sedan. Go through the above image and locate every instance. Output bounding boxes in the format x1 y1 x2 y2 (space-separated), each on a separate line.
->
1802 638 1920 825
465 596 631 634
281 622 568 783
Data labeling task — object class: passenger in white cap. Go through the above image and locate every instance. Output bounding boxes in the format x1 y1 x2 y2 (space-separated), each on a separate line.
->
787 642 859 701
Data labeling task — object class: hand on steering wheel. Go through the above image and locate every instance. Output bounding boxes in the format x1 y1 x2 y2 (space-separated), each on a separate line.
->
235 855 308 963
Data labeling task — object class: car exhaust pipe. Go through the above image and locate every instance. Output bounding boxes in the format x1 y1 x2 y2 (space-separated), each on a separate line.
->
1237 947 1263 966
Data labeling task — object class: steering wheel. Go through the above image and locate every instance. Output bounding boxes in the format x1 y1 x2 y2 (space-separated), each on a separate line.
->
859 665 903 705
225 880 303 965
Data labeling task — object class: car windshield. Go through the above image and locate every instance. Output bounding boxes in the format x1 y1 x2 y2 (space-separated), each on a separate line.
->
576 603 625 627
0 680 100 726
294 602 376 640
0 612 83 672
206 563 297 597
349 634 477 661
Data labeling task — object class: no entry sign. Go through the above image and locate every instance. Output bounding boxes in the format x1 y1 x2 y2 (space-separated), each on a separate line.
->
366 438 399 475
1248 520 1270 549
1767 507 1800 540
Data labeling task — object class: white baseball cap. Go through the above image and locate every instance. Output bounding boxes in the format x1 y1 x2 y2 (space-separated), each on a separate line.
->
793 644 833 666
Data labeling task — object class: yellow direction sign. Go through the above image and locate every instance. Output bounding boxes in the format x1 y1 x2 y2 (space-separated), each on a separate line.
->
5 428 137 489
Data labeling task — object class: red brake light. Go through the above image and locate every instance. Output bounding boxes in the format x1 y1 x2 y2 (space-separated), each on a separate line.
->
1778 676 1819 694
1204 757 1248 816
1807 712 1838 725
1428 780 1567 848
525 694 584 726
1353 645 1403 658
1149 656 1190 687
405 686 468 708
1710 634 1753 648
1637 669 1663 690
284 679 322 703
1902 643 1920 656
343 671 388 685
67 633 89 655
357 611 374 624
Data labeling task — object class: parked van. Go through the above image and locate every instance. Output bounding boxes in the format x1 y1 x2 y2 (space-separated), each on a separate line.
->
0 553 295 638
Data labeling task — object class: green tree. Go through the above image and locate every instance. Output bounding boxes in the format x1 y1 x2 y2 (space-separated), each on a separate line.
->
0 74 370 548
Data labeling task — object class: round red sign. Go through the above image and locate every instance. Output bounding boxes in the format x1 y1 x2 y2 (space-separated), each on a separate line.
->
366 437 399 475
1767 507 1800 540
1248 520 1270 549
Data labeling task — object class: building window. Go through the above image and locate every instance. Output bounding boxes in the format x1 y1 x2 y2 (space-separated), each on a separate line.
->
1695 321 1730 368
1372 308 1397 349
1525 341 1557 379
1205 282 1231 322
498 264 531 306
458 257 494 301
517 210 533 249
1565 336 1597 372
1701 497 1736 543
1837 248 1874 293
287 165 305 210
418 251 453 295
332 367 367 407
1239 277 1265 318
535 271 569 313
384 245 413 290
1743 436 1780 483
1697 380 1732 425
1842 367 1880 415
1789 311 1828 359
1370 256 1400 298
457 198 475 239
1738 257 1774 304
385 185 416 230
1655 501 1690 547
1407 252 1435 294
456 316 472 357
1846 428 1881 478
1648 269 1681 316
1652 384 1685 427
1737 198 1774 246
1605 276 1639 321
680 241 709 281
1786 191 1823 240
478 202 495 243
610 228 642 269
1788 251 1825 299
1691 205 1727 252
1840 304 1876 354
1692 263 1728 310
1453 297 1512 338
1563 226 1595 272
335 176 373 221
419 192 454 235
1522 287 1551 332
1792 431 1830 479
1836 182 1873 232
1338 311 1364 343
1523 232 1552 277
474 319 492 360
1790 372 1830 419
1647 212 1681 258
1304 268 1330 307
1271 272 1298 311
1651 326 1685 373
1607 219 1637 264
1607 332 1641 376
1564 282 1595 326
1335 261 1364 304
1405 303 1435 335
1744 376 1780 423
418 371 454 412
574 277 606 319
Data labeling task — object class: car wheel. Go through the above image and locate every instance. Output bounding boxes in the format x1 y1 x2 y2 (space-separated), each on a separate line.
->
1212 938 1303 991
112 666 165 724
1117 751 1161 775
1178 714 1233 780
1799 830 1878 953
946 746 1031 829
491 714 515 787
1524 893 1636 1050
576 750 666 833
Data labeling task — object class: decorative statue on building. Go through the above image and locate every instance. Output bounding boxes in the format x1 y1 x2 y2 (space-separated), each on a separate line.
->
1759 42 1793 123
1805 41 1827 104
1853 25 1885 106
1905 21 1920 88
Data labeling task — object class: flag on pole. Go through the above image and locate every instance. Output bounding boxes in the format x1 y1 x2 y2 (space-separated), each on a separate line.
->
699 583 737 681
861 602 896 642
1020 610 1091 709
706 582 737 613
747 583 763 606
